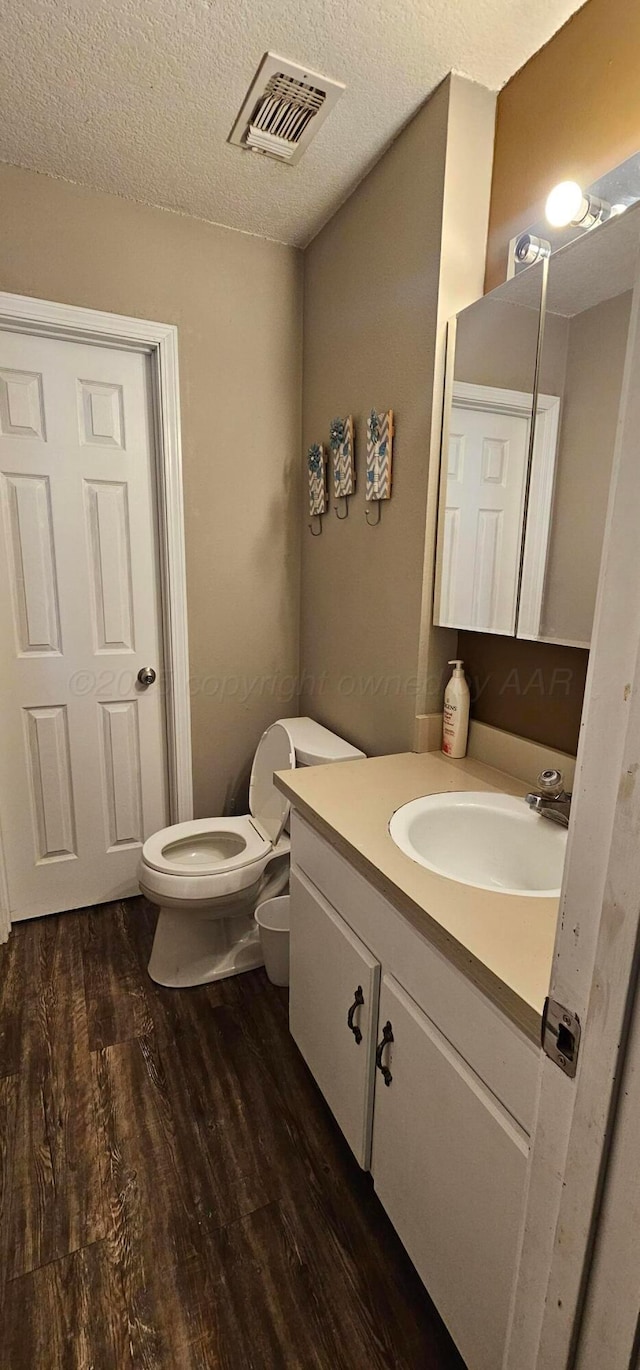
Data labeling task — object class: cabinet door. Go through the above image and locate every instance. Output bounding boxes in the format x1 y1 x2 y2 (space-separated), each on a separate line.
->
289 869 380 1168
371 975 529 1370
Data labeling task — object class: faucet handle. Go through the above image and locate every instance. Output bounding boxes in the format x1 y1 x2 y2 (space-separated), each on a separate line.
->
537 768 564 797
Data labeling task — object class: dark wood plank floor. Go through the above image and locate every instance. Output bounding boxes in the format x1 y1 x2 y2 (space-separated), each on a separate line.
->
0 897 466 1370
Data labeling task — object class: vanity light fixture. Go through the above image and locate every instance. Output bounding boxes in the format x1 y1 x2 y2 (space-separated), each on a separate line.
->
514 232 551 266
509 152 636 278
545 180 612 230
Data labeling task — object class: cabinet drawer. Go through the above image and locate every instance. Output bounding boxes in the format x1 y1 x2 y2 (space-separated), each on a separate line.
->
291 812 538 1135
289 868 380 1168
372 974 528 1370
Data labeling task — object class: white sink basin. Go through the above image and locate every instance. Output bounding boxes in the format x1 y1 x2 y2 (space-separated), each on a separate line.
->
389 791 567 897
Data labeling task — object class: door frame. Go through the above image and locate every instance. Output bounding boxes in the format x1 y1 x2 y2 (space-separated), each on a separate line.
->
0 290 193 938
503 237 640 1368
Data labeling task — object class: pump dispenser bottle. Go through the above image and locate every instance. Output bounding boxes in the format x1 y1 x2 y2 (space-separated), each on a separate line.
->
442 660 470 758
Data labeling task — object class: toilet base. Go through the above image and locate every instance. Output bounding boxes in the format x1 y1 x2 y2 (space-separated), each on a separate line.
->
147 906 264 988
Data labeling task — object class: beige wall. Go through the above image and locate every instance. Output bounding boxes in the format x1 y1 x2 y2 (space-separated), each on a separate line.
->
486 0 640 290
0 164 302 817
456 631 589 755
300 77 496 757
300 83 449 756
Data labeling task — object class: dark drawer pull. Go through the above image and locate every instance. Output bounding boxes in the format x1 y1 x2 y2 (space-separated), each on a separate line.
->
375 1021 394 1086
347 986 364 1044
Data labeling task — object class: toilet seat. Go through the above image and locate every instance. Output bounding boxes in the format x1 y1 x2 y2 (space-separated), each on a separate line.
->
139 830 290 906
141 815 271 878
141 721 296 882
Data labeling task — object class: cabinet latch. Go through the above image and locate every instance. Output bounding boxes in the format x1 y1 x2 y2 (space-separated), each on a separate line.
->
541 997 581 1078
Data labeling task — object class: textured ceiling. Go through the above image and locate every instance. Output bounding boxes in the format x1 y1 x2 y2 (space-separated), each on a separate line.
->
0 0 586 247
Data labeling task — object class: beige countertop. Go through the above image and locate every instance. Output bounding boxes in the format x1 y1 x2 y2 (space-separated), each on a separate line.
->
275 751 559 1041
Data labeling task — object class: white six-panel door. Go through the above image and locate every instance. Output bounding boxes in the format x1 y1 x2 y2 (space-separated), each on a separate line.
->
0 329 168 919
440 401 529 633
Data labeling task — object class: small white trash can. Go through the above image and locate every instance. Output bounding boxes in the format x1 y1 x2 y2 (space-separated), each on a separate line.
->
255 895 290 987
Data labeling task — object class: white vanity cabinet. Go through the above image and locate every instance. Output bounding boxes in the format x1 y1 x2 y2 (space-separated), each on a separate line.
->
372 974 528 1370
289 869 380 1168
289 813 538 1370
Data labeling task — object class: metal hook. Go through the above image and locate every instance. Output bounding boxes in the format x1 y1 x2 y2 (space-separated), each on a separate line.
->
334 496 349 520
308 514 323 536
365 500 381 526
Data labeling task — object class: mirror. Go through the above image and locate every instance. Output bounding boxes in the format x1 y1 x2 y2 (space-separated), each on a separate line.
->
519 209 638 645
434 205 640 647
434 263 544 635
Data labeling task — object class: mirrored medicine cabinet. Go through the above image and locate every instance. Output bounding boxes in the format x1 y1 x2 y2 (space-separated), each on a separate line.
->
433 202 640 648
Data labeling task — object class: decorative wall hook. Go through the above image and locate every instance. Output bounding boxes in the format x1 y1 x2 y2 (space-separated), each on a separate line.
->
307 442 327 535
330 415 355 519
365 408 394 526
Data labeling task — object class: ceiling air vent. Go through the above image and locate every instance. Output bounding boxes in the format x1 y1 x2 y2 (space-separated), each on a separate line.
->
229 53 345 166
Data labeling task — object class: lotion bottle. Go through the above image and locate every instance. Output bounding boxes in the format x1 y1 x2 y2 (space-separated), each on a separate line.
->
442 660 470 758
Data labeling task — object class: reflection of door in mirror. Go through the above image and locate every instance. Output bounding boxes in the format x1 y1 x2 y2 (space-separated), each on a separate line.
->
441 386 529 633
434 270 544 635
442 385 561 635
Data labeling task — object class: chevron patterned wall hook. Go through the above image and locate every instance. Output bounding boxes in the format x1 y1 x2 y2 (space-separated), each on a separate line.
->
307 442 327 533
307 442 327 516
330 415 355 499
366 409 394 502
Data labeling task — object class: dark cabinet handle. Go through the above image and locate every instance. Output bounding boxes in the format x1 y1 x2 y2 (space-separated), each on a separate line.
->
347 986 364 1044
375 1021 394 1086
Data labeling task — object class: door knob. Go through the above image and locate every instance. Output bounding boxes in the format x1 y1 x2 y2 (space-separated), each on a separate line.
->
137 666 156 687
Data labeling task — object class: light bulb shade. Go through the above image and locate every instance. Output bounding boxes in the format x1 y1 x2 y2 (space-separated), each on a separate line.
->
545 180 587 228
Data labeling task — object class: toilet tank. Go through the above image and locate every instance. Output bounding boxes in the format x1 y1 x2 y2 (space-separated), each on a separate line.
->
277 717 365 767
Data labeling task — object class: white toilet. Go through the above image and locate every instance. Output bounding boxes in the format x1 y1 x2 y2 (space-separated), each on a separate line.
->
139 716 365 987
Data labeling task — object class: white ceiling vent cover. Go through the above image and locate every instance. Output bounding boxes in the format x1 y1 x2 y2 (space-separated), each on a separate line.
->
229 53 345 166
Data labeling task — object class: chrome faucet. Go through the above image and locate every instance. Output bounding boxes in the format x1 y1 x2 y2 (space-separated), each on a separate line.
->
526 769 572 828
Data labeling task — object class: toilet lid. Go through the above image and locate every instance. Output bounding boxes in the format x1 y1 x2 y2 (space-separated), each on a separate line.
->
249 721 296 845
